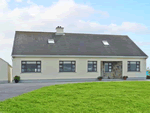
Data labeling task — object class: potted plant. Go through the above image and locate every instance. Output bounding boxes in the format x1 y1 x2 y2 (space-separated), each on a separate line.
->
14 76 20 83
97 76 103 81
123 76 128 80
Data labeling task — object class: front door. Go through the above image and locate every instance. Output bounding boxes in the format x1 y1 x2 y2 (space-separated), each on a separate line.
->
101 61 122 79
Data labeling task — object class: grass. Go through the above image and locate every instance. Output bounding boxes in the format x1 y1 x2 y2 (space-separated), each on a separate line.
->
1 81 150 113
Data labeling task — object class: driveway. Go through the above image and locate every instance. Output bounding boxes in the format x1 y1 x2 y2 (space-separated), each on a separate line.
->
0 82 82 101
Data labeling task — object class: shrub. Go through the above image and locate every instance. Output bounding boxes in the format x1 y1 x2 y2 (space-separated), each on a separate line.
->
14 75 20 81
123 76 128 78
97 76 103 79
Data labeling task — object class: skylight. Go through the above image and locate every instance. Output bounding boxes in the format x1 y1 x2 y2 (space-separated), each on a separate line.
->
48 39 54 43
102 40 109 45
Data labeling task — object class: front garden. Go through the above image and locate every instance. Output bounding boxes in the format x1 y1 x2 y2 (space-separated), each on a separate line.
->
0 81 150 113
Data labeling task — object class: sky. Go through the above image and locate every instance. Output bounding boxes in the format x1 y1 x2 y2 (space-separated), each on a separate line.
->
0 0 150 69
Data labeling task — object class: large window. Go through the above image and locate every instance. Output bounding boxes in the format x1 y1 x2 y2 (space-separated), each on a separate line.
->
21 61 41 73
59 61 76 72
105 62 112 72
128 61 140 72
88 61 97 72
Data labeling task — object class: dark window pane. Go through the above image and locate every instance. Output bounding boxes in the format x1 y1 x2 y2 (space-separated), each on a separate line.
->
88 64 93 71
63 64 72 72
88 61 97 72
22 62 26 64
130 62 136 64
37 65 41 68
22 65 26 68
22 69 25 72
130 64 136 71
37 69 41 72
109 69 111 72
59 68 63 72
21 61 41 73
59 61 75 72
94 65 97 67
72 68 75 72
105 64 108 72
26 64 37 72
37 62 41 64
128 61 140 71
26 61 36 64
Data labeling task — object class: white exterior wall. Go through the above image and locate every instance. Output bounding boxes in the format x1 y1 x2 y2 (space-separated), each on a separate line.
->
0 59 9 81
12 57 147 80
8 65 12 83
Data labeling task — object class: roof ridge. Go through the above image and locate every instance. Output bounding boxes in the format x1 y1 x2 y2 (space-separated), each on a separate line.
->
15 31 128 36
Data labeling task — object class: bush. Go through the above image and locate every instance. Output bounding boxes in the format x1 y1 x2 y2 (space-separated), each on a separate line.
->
123 76 128 78
97 76 103 79
14 75 20 81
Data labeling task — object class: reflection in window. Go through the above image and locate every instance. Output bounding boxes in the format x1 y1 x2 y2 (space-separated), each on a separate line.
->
105 62 112 72
59 61 76 72
88 61 97 72
128 61 140 71
21 61 41 73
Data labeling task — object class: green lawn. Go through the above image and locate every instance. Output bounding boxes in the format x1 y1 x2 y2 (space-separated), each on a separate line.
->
1 81 150 113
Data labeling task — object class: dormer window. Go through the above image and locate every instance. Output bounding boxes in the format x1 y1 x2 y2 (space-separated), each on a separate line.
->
102 40 109 45
48 39 54 43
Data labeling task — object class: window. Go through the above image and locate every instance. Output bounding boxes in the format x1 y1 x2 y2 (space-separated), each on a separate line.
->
59 61 76 72
105 62 112 72
21 61 41 73
48 39 54 43
88 61 97 72
102 40 109 45
128 61 140 72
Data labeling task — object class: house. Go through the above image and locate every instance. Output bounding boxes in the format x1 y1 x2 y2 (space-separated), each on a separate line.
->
0 58 12 83
11 26 148 82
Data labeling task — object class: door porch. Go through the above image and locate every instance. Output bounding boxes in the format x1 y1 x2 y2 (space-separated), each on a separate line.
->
101 61 122 79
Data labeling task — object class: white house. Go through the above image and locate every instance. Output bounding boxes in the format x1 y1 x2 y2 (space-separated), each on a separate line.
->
11 26 148 82
0 58 12 83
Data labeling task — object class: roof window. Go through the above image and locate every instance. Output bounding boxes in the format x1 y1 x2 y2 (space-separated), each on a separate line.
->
102 40 109 45
48 39 54 43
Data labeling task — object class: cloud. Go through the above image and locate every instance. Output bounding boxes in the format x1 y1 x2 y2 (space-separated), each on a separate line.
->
0 0 149 65
72 20 149 34
15 0 22 2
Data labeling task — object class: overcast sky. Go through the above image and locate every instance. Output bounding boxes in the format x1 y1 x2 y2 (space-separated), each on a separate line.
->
0 0 150 68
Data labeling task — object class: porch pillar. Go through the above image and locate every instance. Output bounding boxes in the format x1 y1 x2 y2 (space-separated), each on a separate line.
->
99 60 101 76
122 60 126 77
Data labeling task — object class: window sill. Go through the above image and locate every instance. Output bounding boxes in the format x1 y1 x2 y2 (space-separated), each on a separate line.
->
87 71 98 73
127 71 141 72
21 72 41 73
59 72 76 73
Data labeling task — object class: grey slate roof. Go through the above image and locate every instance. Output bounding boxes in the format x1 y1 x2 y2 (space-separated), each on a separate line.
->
12 31 148 57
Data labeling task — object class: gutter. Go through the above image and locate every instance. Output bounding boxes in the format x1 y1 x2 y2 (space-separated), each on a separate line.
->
12 55 148 59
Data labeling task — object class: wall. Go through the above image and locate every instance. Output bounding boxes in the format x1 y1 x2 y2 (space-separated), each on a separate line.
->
8 65 12 83
12 57 146 80
0 58 8 81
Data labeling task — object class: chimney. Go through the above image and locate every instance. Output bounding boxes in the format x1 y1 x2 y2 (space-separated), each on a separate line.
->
55 26 65 35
